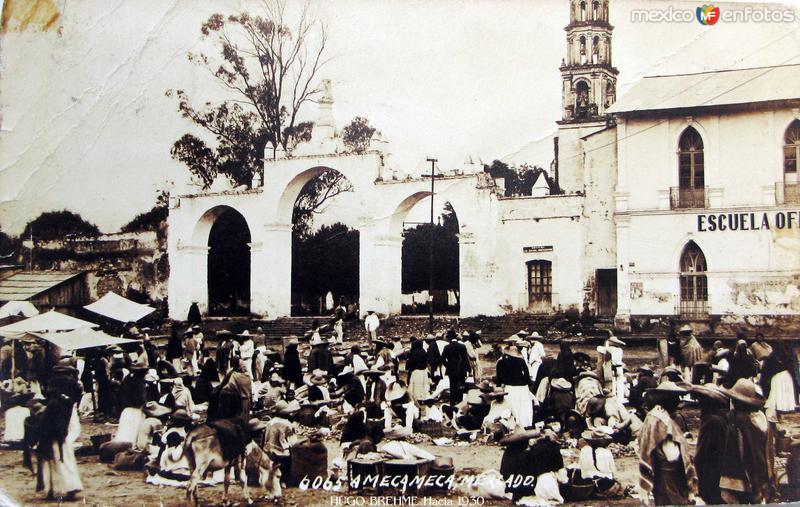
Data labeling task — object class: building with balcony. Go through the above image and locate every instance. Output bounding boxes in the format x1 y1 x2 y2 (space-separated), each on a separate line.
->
608 64 800 329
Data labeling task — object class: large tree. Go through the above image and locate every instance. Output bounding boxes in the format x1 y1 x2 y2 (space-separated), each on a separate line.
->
167 1 328 189
21 211 100 240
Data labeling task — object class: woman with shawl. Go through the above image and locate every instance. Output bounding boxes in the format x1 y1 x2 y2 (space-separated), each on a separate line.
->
761 340 797 419
283 340 303 388
690 384 730 505
637 381 698 506
725 339 759 388
719 378 775 504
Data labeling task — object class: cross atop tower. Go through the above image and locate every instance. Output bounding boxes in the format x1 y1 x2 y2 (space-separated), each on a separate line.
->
559 0 618 124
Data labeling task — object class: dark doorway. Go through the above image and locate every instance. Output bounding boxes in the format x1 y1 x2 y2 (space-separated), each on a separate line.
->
208 208 251 316
291 223 359 316
401 202 460 315
596 269 617 318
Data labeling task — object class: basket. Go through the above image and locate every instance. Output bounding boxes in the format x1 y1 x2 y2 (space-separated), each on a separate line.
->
416 420 453 438
564 482 595 501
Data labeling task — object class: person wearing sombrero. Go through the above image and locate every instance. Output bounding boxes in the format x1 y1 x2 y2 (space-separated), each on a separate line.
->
719 378 775 504
636 381 698 506
586 388 638 445
541 377 574 424
628 366 658 418
481 387 516 437
385 379 419 431
576 427 624 498
442 329 471 406
690 383 729 505
498 427 541 498
575 370 603 417
597 333 627 404
496 344 533 428
677 325 703 381
237 330 255 379
462 330 483 381
134 401 170 452
307 335 335 376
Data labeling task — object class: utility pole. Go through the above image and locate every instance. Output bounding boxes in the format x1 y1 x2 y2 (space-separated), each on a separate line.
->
426 157 437 333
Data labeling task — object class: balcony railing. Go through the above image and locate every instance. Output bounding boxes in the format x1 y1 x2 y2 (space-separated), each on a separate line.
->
678 300 709 320
775 181 800 205
670 187 708 209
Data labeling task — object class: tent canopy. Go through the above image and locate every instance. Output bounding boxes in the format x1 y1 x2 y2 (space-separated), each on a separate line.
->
84 292 155 323
0 309 98 338
0 301 39 319
30 326 137 351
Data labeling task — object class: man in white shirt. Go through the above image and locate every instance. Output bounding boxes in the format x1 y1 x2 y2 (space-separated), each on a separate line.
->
239 331 255 379
364 311 380 346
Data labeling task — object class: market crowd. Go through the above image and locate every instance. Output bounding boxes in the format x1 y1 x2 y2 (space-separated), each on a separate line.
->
1 314 798 506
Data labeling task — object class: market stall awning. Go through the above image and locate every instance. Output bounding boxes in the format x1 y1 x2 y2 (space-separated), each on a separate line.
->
84 292 155 323
0 309 98 338
30 326 137 351
0 301 40 319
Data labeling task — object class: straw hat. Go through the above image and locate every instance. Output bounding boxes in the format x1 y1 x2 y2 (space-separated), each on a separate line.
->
529 331 543 339
637 365 655 375
386 382 406 401
247 418 269 432
170 409 193 424
424 334 436 341
582 428 613 447
577 371 600 382
499 427 540 445
721 378 765 409
482 387 508 400
308 369 328 386
607 335 626 346
272 400 300 417
679 324 693 334
309 335 324 346
238 330 252 337
269 372 284 384
505 345 523 358
646 380 687 396
517 330 529 337
285 337 299 347
144 401 170 418
550 378 573 391
477 380 494 393
690 383 730 407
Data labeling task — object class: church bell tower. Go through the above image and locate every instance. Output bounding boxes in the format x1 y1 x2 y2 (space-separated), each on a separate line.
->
559 0 618 123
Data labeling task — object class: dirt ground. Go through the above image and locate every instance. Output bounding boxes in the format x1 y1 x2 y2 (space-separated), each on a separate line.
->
0 343 797 507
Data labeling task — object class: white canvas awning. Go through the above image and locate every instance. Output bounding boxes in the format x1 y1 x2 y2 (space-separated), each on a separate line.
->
0 301 40 319
84 292 155 323
30 326 137 351
0 309 98 338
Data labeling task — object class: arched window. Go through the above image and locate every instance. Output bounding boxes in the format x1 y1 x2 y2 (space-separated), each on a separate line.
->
783 120 800 203
679 242 708 318
675 127 705 208
605 80 615 107
592 1 599 19
592 36 600 63
784 120 799 176
580 1 586 21
527 260 552 310
575 80 590 118
579 36 587 64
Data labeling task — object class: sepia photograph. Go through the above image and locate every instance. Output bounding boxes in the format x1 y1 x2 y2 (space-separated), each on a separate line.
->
0 0 799 505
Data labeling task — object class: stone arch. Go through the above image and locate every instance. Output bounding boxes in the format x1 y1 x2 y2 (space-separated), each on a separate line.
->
192 205 253 316
276 166 357 225
389 191 432 238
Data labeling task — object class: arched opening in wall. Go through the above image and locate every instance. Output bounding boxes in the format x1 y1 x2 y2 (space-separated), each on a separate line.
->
400 201 460 315
207 208 251 316
782 120 800 204
675 126 706 208
290 168 358 317
575 80 590 119
679 241 708 319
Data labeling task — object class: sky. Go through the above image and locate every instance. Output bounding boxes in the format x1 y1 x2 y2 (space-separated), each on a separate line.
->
0 0 799 235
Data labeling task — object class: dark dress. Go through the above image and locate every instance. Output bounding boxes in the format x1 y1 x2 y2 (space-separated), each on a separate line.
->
283 346 303 387
695 408 728 505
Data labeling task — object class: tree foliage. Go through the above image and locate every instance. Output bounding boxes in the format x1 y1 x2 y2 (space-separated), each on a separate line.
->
22 211 101 240
292 222 359 311
121 191 169 233
291 171 354 238
484 160 561 197
342 116 376 154
167 1 327 189
401 202 459 295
